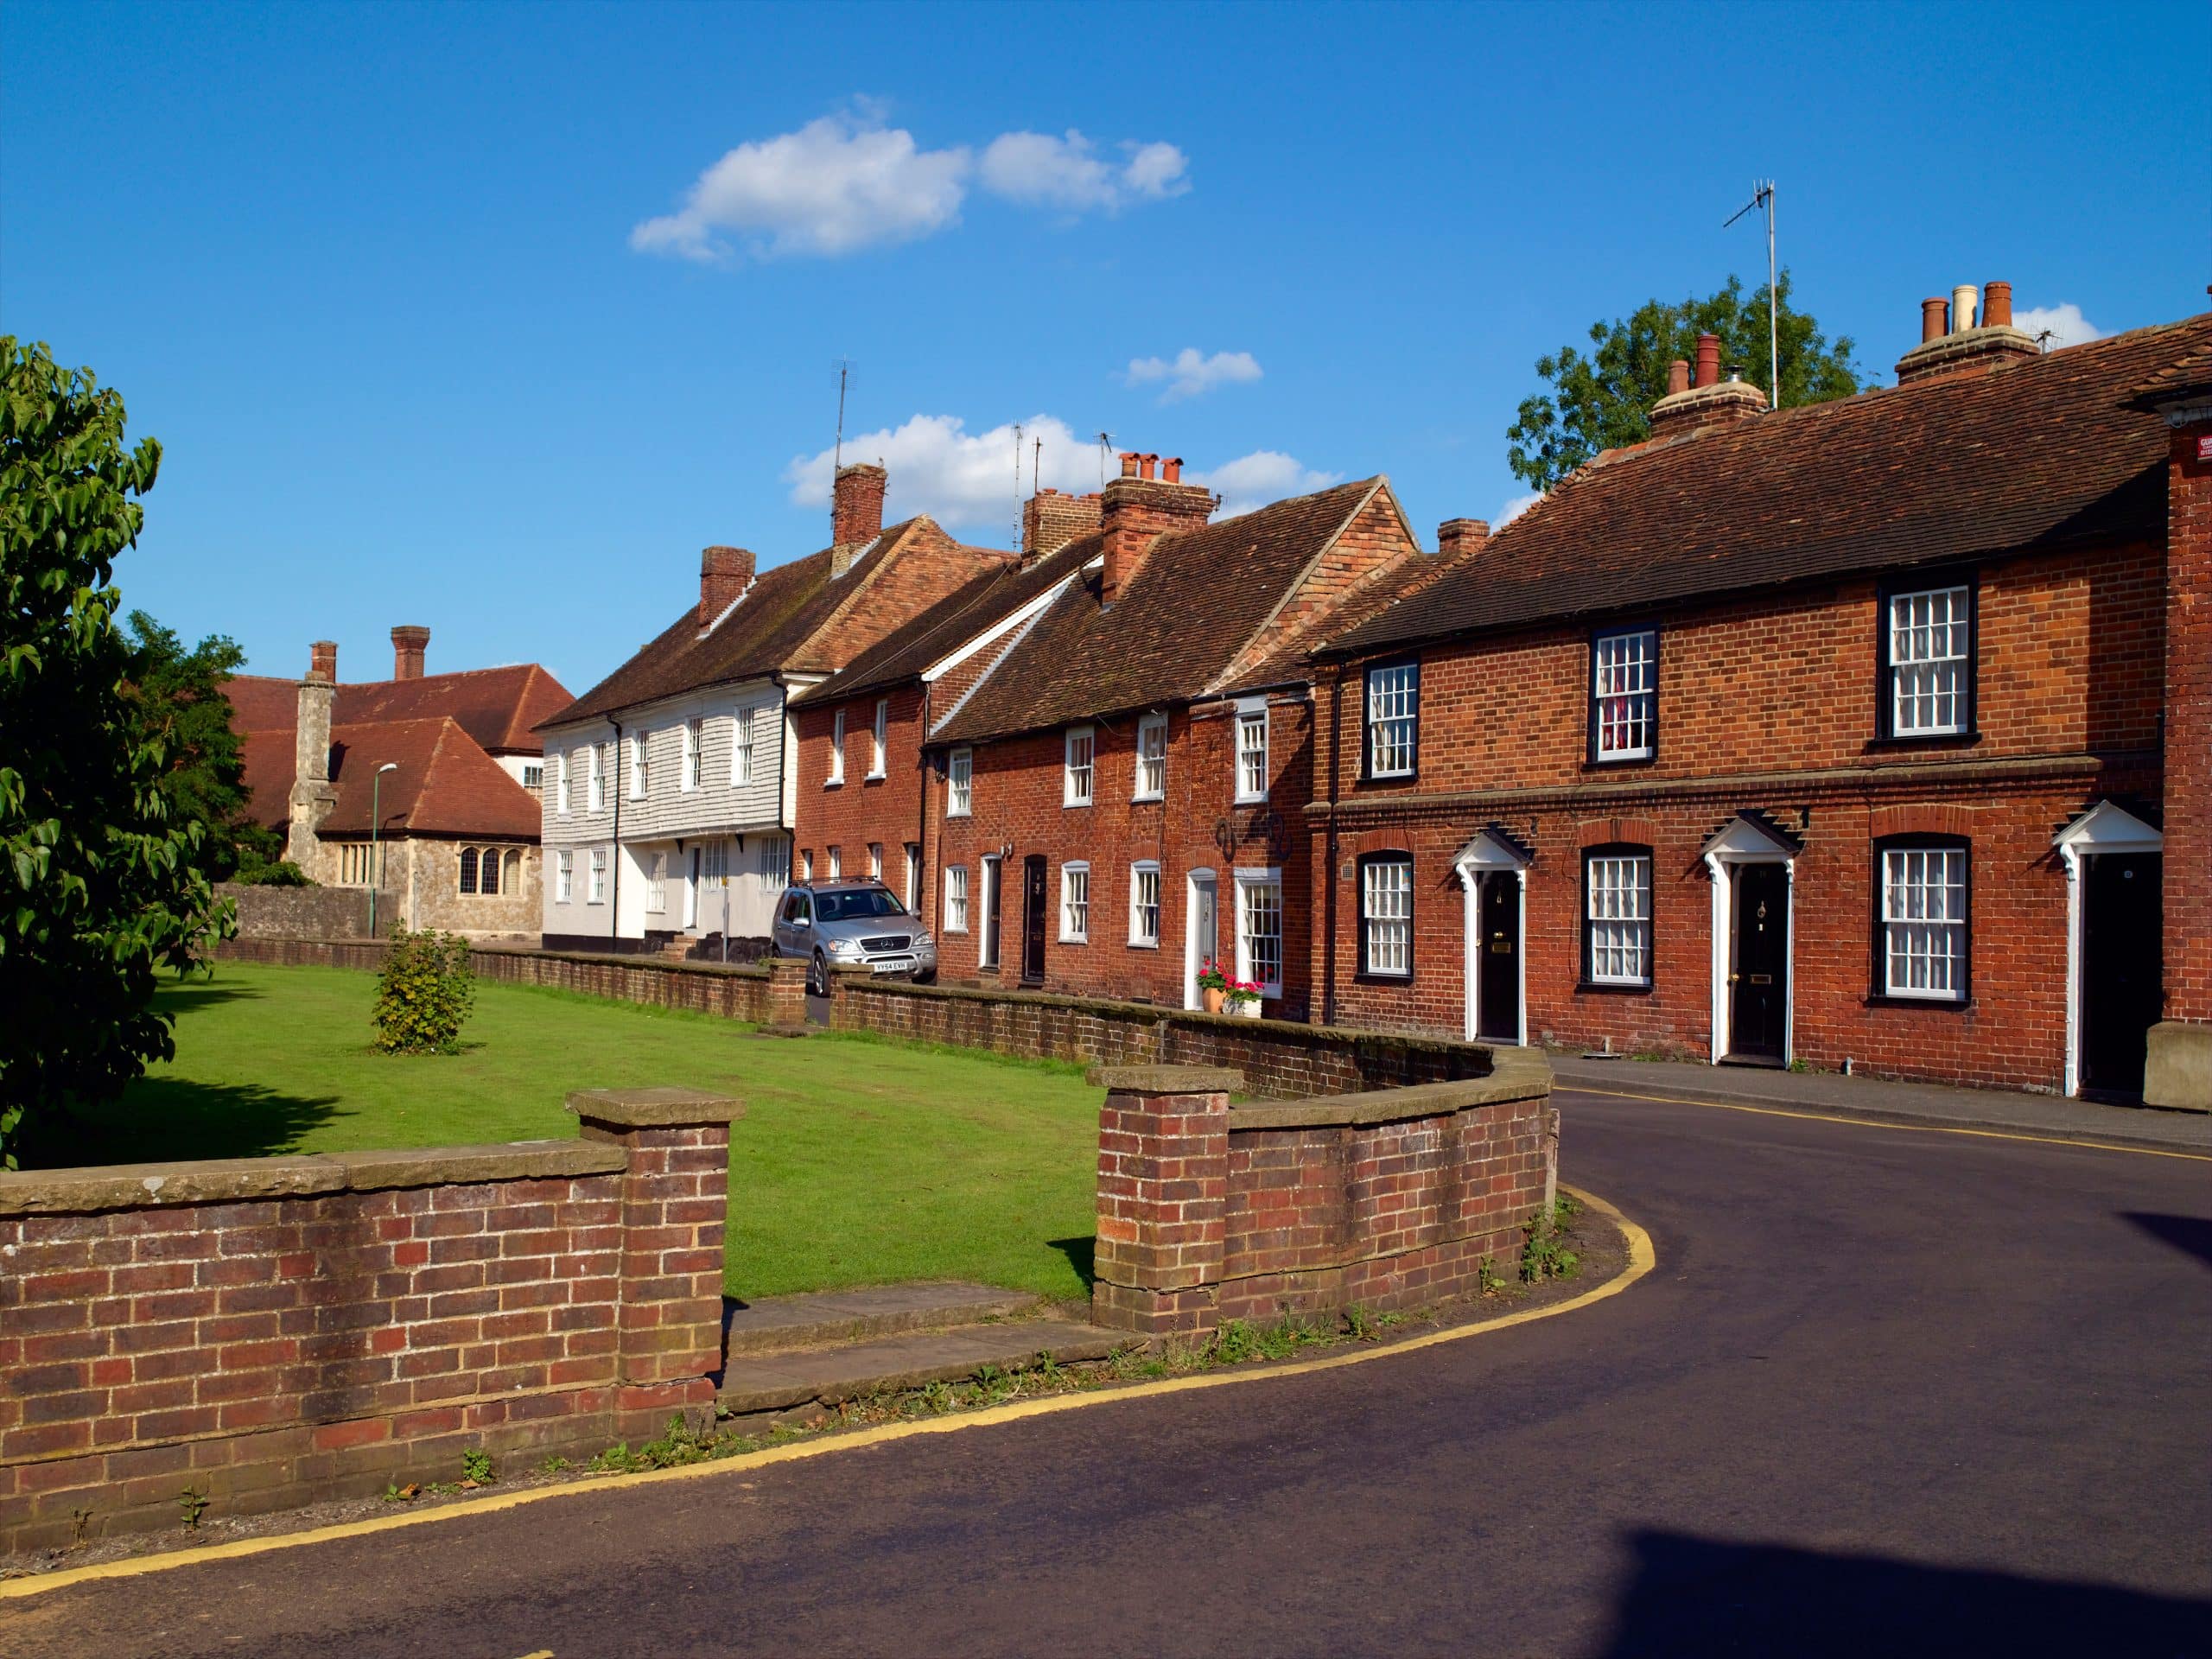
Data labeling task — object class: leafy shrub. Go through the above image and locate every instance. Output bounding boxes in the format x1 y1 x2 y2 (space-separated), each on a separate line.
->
371 925 474 1054
231 851 310 887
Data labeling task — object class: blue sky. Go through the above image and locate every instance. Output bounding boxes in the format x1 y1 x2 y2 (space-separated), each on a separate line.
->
5 0 2206 696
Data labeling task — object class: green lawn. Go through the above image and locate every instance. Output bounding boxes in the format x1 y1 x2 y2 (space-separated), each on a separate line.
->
34 963 1102 1302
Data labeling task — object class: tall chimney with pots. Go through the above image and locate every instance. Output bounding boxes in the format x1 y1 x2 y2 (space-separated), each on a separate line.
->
1649 333 1766 444
1099 450 1212 606
1436 518 1491 561
831 462 888 575
1895 277 2039 385
1022 488 1103 562
391 625 429 680
286 641 340 867
699 545 755 627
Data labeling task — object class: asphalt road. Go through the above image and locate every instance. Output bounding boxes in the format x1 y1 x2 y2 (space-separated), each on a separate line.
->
8 1090 2210 1658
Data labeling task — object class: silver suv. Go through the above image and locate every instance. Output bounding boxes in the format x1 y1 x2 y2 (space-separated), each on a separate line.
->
772 880 938 995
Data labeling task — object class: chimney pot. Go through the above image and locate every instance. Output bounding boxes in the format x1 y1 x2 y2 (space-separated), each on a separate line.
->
831 461 887 551
390 625 429 681
1951 284 1979 333
1694 334 1722 389
1921 297 1949 343
699 544 756 627
1139 452 1159 480
308 640 338 683
1983 280 2012 329
1119 450 1141 479
1161 457 1182 483
1436 518 1491 559
1667 359 1691 396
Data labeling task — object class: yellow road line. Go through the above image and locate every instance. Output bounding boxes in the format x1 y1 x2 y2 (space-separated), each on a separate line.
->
1563 1085 2212 1162
0 1189 1651 1601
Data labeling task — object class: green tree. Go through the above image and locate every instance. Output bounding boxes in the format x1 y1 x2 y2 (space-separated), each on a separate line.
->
1505 271 1866 493
123 611 287 881
1 338 235 1165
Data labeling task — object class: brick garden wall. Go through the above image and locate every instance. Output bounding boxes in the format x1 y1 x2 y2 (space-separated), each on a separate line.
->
1090 1054 1555 1335
220 881 402 941
0 1089 737 1556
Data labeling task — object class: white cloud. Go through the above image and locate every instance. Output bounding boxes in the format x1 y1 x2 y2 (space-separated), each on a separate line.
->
1124 348 1263 403
1186 451 1344 521
2011 302 2107 348
630 111 969 262
785 415 1107 536
1495 491 1543 528
978 130 1190 212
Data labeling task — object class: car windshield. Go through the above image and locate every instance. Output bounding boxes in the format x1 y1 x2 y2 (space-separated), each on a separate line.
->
813 888 906 921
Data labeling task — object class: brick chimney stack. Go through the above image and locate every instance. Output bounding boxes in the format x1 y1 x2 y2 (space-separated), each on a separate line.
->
1649 334 1765 444
1895 276 2038 385
287 641 340 866
1099 450 1212 606
1436 518 1491 561
391 626 429 680
1023 487 1103 562
831 462 887 575
699 545 755 628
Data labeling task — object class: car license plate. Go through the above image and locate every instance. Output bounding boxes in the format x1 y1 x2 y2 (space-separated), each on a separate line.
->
870 957 916 975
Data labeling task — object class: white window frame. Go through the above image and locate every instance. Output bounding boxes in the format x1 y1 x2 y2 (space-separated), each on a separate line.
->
588 847 607 904
555 849 573 903
944 863 969 932
629 733 648 800
1129 861 1161 948
762 836 790 891
1233 868 1283 1000
556 751 571 814
1359 855 1414 979
522 763 543 791
1235 705 1270 804
645 851 667 913
829 710 846 786
978 854 1001 968
1887 584 1973 737
1880 843 1969 1001
869 699 888 779
868 842 883 880
1060 861 1090 943
1365 662 1419 779
799 849 813 883
1592 628 1657 762
947 747 973 817
682 717 702 791
1585 852 1653 988
588 743 606 811
903 842 920 912
1133 713 1167 802
827 845 842 880
732 706 755 786
1064 726 1095 807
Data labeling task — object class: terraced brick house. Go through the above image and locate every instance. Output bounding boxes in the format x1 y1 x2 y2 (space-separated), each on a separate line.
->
1309 287 2211 1108
534 463 1011 954
230 627 573 938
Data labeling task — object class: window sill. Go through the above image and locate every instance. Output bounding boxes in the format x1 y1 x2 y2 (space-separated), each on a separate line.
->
864 772 886 784
1063 801 1093 810
1354 970 1414 987
823 779 843 790
946 810 972 820
1864 993 1972 1011
1584 753 1656 772
1234 794 1270 808
1128 940 1160 951
1131 792 1165 804
1059 937 1089 946
1865 731 1980 752
1575 981 1653 996
1360 770 1418 787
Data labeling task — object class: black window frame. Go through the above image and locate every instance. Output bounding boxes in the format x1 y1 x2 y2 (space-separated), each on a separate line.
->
1361 658 1422 783
1354 850 1416 982
1874 569 1980 744
1578 842 1656 995
1586 624 1662 766
1867 833 1974 1007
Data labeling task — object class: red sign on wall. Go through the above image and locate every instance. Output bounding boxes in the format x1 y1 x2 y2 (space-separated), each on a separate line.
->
2199 434 2212 462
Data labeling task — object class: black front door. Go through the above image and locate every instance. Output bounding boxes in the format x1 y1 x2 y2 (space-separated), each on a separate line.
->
2081 852 2162 1095
1728 862 1788 1061
1020 855 1047 983
1477 874 1520 1042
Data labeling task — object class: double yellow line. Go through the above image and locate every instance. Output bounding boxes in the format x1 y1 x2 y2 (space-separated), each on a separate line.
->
2 1189 1652 1600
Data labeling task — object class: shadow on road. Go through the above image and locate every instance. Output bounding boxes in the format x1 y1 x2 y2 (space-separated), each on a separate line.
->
1592 1529 2212 1656
2121 1211 2212 1273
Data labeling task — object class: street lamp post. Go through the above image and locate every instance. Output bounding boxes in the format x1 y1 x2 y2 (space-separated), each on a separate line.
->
368 763 399 938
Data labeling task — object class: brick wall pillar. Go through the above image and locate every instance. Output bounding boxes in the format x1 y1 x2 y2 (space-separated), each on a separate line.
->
1090 1065 1239 1336
764 958 808 1028
2148 412 2212 1110
569 1087 743 1412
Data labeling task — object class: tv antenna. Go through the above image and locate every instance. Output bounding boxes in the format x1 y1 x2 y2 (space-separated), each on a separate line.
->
1012 423 1024 552
831 359 855 474
1724 181 1778 409
1096 430 1114 488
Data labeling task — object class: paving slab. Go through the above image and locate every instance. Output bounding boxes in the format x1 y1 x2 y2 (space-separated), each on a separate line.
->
1551 1052 2212 1153
722 1282 1045 1356
717 1320 1128 1414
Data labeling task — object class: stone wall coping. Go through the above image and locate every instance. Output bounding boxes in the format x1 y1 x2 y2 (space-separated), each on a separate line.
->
1226 1052 1554 1131
1089 1065 1246 1095
225 938 772 980
0 1140 628 1217
566 1086 747 1128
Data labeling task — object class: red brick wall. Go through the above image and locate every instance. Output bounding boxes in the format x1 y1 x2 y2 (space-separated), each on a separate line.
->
0 1093 736 1555
793 681 930 899
1315 541 2167 1091
2164 419 2211 1023
811 521 1011 667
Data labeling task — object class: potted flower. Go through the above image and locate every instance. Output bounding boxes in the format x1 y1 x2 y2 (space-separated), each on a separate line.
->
1224 973 1262 1018
1197 957 1230 1015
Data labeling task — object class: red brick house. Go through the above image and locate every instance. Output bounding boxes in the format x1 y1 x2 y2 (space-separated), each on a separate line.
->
888 456 1434 1018
1309 293 2211 1106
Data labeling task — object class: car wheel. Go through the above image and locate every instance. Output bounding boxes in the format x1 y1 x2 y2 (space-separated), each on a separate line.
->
912 968 936 986
810 950 829 998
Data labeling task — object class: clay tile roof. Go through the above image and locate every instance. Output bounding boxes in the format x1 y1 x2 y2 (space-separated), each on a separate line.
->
933 477 1382 744
226 675 304 732
241 717 543 842
1327 312 2212 659
226 664 574 754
